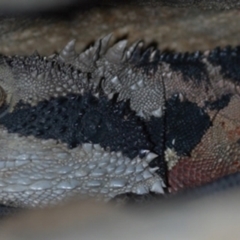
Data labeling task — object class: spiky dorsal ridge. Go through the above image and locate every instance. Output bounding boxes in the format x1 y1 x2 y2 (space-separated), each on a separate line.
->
3 34 240 119
0 52 91 110
58 34 235 119
57 35 171 119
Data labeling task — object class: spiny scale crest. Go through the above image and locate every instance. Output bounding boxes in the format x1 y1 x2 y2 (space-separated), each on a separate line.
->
57 34 166 119
0 128 163 207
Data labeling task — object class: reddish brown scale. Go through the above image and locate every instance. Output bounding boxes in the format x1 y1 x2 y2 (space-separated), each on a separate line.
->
168 156 240 192
168 95 240 192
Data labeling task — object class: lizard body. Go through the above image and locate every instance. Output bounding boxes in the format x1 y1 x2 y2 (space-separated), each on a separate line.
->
0 35 240 208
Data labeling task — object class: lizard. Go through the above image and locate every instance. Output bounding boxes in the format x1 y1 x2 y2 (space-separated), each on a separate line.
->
0 33 240 211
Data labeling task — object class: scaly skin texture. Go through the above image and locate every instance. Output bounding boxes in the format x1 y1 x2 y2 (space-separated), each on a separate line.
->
56 36 240 192
0 126 163 207
0 35 240 208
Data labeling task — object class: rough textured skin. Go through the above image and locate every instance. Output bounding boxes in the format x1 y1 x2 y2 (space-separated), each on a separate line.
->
56 37 240 193
0 2 240 240
0 34 240 208
0 126 163 207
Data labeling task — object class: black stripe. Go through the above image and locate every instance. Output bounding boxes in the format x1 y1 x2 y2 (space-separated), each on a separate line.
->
165 94 211 156
0 93 163 161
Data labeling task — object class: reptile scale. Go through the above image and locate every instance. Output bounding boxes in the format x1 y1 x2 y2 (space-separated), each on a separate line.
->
0 34 240 210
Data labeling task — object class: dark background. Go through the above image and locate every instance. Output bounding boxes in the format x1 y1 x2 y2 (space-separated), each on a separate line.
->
0 0 240 58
